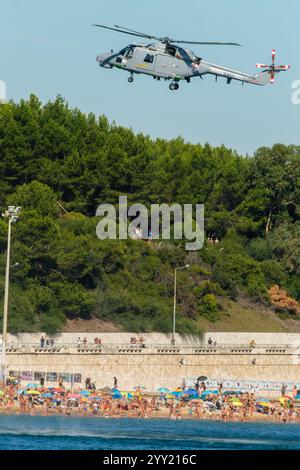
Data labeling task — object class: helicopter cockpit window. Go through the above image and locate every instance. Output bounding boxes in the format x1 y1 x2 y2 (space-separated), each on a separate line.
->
119 46 134 59
165 45 177 57
144 54 154 64
119 47 129 56
125 47 134 59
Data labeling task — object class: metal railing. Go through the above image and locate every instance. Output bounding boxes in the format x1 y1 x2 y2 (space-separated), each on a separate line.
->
1 342 296 355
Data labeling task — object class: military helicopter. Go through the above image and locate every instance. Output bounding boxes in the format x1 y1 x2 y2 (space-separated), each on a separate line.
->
94 24 290 90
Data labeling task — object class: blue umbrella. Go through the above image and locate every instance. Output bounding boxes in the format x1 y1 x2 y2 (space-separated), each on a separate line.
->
41 393 53 398
202 389 218 396
171 391 183 397
26 383 39 389
222 390 241 396
158 387 169 393
112 393 122 400
185 388 198 396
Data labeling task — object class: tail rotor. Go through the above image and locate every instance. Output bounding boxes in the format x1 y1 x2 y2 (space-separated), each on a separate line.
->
256 49 290 84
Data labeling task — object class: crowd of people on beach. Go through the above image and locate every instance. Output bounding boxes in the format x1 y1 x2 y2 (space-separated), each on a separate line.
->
0 375 299 423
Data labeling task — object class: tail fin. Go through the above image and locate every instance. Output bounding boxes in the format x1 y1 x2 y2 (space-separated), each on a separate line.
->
253 71 271 86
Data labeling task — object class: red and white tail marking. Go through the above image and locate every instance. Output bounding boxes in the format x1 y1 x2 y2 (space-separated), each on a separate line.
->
256 49 290 84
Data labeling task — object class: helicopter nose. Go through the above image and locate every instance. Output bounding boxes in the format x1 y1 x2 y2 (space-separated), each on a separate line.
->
96 52 113 67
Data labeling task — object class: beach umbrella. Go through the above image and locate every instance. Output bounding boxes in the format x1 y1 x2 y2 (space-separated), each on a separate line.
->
231 401 243 407
197 376 207 382
171 391 182 397
26 390 40 395
165 394 175 399
41 393 53 398
256 397 270 403
201 390 218 398
120 391 133 399
158 387 169 393
68 393 80 399
222 390 241 396
279 396 293 404
185 389 198 397
79 390 91 396
257 402 272 408
26 383 38 389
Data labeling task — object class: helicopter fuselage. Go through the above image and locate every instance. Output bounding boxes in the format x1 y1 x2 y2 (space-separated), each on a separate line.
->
96 42 283 89
97 43 206 81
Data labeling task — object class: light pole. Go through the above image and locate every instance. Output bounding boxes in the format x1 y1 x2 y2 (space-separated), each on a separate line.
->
1 206 21 383
172 264 190 345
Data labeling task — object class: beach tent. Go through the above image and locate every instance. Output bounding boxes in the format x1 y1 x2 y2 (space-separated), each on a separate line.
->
99 387 113 393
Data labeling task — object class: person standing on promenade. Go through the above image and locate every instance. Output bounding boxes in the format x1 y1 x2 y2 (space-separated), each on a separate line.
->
40 336 45 348
292 384 297 399
113 376 118 388
281 383 287 397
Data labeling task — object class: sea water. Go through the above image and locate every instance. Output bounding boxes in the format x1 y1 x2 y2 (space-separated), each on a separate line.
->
0 415 300 450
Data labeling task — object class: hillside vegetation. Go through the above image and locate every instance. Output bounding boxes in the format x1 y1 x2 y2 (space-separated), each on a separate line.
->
0 95 299 334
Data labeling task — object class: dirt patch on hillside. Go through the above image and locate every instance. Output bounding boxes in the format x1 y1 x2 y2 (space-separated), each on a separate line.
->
62 318 123 333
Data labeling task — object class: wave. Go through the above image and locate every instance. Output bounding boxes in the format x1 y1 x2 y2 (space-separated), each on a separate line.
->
0 430 299 448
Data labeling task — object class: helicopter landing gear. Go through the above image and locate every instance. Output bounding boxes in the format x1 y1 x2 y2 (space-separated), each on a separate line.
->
169 82 179 91
128 74 134 83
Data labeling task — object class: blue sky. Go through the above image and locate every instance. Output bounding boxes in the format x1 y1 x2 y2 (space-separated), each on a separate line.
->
0 0 298 154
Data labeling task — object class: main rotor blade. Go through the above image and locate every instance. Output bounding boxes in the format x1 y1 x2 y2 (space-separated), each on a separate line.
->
93 24 149 39
114 25 160 41
172 40 242 46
